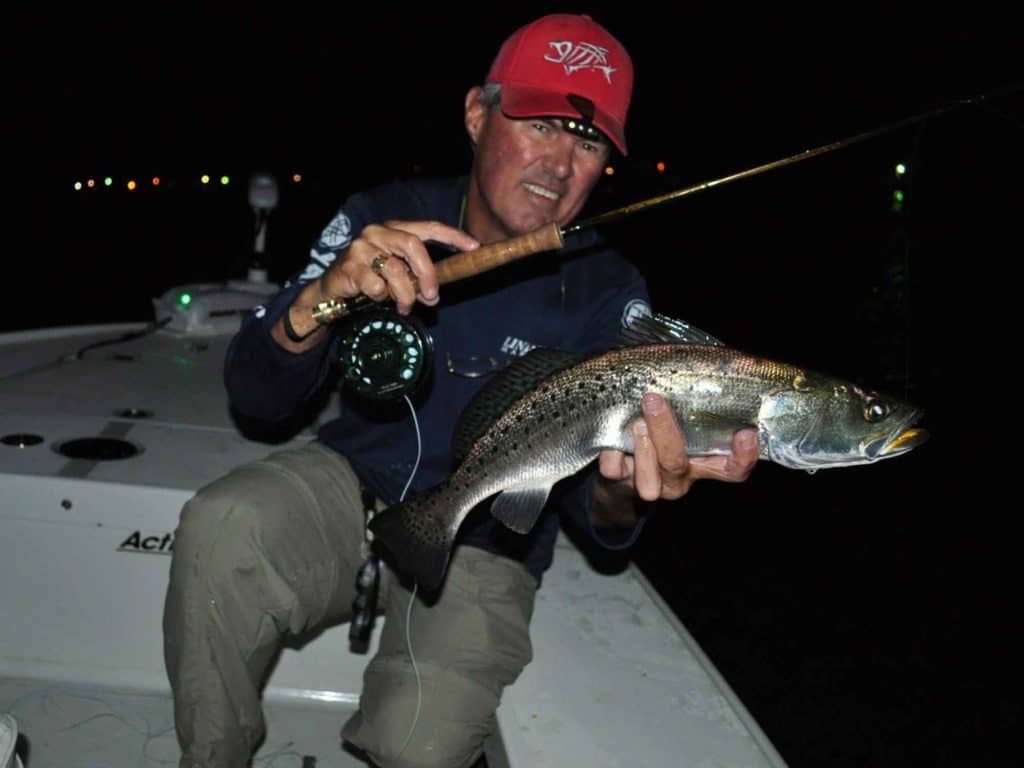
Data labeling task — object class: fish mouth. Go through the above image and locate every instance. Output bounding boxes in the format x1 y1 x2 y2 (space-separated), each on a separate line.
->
864 411 929 459
877 426 929 456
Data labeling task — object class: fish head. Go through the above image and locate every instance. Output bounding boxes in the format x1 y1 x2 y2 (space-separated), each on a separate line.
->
758 373 928 469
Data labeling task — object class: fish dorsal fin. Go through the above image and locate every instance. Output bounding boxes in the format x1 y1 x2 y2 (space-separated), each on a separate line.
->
451 347 582 466
619 313 725 347
489 484 554 534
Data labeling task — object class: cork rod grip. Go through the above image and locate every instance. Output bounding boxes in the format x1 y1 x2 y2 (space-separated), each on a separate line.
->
309 222 565 325
435 222 563 285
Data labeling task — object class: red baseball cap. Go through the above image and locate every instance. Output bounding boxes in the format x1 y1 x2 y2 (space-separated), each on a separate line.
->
485 13 633 155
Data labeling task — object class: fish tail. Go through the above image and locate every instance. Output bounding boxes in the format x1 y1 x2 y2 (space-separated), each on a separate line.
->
368 484 455 592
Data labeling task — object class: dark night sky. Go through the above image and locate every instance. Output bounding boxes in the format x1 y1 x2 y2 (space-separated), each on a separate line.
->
6 7 1023 767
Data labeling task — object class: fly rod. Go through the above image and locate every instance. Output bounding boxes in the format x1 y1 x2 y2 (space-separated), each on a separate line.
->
315 89 999 323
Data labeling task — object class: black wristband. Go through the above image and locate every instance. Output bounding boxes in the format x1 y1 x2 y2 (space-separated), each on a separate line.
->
282 306 316 343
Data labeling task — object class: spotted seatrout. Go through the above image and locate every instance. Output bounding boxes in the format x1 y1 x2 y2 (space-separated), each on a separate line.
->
369 315 927 590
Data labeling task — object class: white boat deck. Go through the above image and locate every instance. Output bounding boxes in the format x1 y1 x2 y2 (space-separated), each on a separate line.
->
0 309 787 767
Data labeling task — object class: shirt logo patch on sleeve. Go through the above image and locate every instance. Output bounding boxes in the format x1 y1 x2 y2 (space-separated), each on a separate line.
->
621 298 652 328
298 262 325 282
319 211 353 251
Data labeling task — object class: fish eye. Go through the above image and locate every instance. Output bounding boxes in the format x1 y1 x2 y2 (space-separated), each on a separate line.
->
864 399 889 422
793 374 811 392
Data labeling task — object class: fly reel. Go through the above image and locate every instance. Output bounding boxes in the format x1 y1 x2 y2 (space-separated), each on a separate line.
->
336 308 433 401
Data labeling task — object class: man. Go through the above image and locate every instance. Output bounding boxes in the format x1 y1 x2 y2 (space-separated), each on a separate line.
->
163 13 759 768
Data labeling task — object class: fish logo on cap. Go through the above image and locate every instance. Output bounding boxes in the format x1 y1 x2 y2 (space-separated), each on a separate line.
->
545 41 617 83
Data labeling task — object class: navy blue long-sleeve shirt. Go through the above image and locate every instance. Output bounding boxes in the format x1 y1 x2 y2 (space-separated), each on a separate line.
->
225 176 651 581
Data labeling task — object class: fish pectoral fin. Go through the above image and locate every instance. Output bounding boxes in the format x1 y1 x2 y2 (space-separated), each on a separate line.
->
489 484 554 534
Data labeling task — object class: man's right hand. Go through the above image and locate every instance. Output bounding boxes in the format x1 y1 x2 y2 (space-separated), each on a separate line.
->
272 220 479 352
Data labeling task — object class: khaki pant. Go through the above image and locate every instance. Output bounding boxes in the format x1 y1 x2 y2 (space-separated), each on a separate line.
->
163 442 537 768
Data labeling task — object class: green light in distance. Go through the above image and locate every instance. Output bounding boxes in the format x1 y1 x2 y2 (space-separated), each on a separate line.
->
179 292 193 306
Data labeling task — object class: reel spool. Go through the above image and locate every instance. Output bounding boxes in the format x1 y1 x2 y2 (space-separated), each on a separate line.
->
336 309 433 401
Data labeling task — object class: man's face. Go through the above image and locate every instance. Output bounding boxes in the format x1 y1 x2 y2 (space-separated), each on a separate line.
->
465 91 611 242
